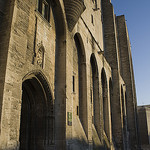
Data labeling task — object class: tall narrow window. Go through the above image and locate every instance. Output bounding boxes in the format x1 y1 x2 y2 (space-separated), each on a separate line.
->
77 106 79 116
37 0 50 22
73 76 75 92
91 14 94 25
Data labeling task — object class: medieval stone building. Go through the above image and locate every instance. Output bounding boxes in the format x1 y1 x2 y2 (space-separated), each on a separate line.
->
0 0 140 150
138 105 150 150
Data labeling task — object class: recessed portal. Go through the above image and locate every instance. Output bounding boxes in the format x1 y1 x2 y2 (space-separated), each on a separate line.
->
19 75 53 150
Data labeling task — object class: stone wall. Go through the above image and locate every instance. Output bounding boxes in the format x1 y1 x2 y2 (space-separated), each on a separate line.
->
0 0 140 150
116 15 140 149
138 105 150 148
101 0 125 149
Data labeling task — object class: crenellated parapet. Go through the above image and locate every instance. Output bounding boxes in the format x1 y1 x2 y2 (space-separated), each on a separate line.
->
63 0 86 31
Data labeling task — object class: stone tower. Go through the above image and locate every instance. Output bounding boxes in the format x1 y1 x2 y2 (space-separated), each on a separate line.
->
101 0 140 149
0 0 140 149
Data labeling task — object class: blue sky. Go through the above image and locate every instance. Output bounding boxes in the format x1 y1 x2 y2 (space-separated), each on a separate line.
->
111 0 150 106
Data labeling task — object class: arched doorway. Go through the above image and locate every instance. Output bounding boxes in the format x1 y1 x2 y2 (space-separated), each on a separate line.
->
19 73 53 150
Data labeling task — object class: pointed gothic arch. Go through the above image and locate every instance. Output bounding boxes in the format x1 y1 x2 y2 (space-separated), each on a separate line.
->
90 54 101 137
74 33 88 136
19 72 54 150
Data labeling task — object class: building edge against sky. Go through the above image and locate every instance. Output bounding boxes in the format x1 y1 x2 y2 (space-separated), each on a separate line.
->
111 0 150 106
0 0 141 150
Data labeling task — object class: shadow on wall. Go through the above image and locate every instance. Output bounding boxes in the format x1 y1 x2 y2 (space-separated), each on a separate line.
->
67 138 110 150
1 145 19 150
3 138 110 150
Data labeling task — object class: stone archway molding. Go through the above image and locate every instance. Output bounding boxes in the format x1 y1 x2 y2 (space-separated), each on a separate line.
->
22 70 54 103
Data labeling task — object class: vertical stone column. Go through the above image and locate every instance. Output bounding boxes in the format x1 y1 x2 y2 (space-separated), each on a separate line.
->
101 1 124 149
54 38 66 150
0 0 29 149
116 15 140 150
0 0 15 137
52 1 67 149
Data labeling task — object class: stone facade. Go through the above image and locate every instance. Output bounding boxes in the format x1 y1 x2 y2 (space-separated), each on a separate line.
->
138 105 150 150
0 0 140 150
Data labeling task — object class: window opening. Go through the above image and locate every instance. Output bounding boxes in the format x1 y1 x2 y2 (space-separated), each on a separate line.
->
91 14 94 25
73 76 75 92
77 106 79 116
37 0 50 22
